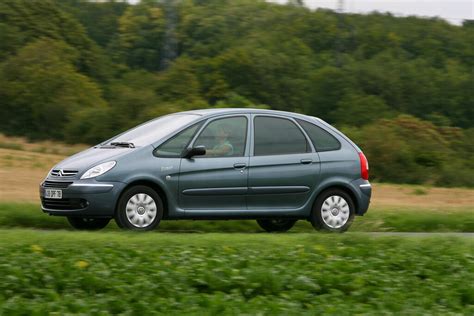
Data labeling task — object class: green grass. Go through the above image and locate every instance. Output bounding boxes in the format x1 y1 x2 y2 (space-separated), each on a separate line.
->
0 229 472 314
1 202 473 232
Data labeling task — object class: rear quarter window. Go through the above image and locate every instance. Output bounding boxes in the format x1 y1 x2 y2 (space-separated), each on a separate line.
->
297 119 341 152
254 116 309 156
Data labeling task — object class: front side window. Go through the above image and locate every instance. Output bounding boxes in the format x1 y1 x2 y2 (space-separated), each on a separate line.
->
254 116 309 156
297 119 341 152
194 116 248 157
155 122 203 157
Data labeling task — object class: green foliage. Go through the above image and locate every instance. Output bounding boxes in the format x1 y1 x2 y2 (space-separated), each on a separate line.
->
154 57 203 103
215 92 269 109
0 39 107 140
114 2 166 71
0 0 472 186
0 229 472 314
332 93 393 126
105 70 161 129
0 0 112 80
54 0 129 47
215 40 314 111
64 107 116 144
343 115 474 186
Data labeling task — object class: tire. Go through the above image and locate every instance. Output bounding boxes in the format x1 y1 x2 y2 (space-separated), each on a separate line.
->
115 185 163 231
310 188 355 233
67 217 110 230
256 219 297 232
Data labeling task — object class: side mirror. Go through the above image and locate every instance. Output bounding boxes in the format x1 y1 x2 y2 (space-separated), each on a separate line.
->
183 146 206 159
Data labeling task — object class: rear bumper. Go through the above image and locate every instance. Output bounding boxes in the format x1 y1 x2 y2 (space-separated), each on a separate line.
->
40 180 126 217
351 179 371 215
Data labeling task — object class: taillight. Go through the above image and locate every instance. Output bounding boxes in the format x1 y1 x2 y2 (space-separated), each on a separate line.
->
359 152 369 180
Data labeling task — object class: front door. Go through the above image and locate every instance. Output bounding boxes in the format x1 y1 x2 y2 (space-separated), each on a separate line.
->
247 115 320 210
179 115 250 213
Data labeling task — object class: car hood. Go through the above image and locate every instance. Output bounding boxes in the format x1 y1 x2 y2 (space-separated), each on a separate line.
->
54 147 135 171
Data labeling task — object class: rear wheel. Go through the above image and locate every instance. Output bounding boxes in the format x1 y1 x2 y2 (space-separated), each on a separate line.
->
257 219 297 232
310 188 355 233
67 217 110 230
115 185 163 231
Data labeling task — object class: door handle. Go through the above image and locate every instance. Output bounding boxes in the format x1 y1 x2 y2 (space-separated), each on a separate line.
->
233 163 247 169
300 159 313 165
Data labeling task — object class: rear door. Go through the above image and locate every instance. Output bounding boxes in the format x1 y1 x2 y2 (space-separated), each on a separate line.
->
247 115 320 210
178 115 250 213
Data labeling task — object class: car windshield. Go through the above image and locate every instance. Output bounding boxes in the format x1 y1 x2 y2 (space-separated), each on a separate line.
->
104 114 200 147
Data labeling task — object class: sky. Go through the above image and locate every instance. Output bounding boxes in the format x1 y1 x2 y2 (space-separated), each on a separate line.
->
125 0 473 25
271 0 473 25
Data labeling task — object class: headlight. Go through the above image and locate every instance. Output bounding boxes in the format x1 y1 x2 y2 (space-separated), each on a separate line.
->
80 161 116 179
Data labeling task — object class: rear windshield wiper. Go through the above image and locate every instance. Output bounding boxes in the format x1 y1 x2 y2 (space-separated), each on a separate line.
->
110 142 135 148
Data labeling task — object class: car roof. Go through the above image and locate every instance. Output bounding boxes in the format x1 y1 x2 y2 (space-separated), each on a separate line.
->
182 108 319 121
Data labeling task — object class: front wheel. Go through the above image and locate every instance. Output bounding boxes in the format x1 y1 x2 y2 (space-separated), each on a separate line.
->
257 219 297 232
67 217 110 230
310 189 355 233
115 185 163 231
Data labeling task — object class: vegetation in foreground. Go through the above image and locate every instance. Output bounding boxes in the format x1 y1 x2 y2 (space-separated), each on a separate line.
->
1 202 473 233
0 230 472 315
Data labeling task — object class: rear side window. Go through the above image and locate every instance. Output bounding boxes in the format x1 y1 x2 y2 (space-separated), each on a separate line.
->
155 122 203 157
297 119 341 152
254 116 308 156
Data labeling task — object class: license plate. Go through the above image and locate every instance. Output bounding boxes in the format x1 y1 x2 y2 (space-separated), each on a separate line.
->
45 189 62 199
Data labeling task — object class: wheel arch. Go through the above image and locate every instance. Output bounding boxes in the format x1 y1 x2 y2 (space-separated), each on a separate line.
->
312 183 359 215
115 179 170 218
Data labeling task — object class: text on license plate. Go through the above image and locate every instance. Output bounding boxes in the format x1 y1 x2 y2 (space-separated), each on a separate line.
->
45 189 62 199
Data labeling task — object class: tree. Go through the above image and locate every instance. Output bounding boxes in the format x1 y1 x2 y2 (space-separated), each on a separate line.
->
345 115 467 185
0 0 112 81
217 39 314 112
55 0 129 47
106 70 161 129
114 2 166 71
0 39 107 140
305 66 355 120
332 93 393 126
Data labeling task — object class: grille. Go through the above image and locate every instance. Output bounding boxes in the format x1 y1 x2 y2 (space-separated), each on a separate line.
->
43 181 73 189
42 198 88 210
50 169 78 178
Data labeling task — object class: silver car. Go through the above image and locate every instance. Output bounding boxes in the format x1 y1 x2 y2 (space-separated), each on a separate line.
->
40 109 371 232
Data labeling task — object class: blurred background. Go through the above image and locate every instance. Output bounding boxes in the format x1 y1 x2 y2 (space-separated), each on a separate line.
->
0 0 472 187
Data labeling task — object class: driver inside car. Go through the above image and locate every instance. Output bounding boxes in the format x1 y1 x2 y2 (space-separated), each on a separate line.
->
205 124 234 157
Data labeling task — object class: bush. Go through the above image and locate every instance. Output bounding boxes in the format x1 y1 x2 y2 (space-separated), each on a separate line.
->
344 115 474 187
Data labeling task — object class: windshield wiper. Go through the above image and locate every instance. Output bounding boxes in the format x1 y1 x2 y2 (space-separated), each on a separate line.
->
110 142 135 148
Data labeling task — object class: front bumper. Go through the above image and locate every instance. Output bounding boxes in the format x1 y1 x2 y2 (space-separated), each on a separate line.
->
40 179 126 217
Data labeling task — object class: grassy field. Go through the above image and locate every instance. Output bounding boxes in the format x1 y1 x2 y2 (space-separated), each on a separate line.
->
0 230 473 315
